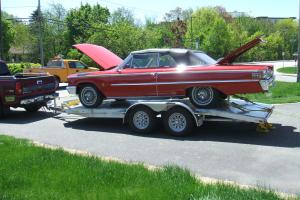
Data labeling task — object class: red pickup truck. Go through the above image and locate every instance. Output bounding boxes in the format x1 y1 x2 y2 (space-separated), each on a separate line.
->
0 60 58 118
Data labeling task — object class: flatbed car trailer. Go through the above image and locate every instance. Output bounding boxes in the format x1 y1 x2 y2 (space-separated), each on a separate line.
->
51 97 274 136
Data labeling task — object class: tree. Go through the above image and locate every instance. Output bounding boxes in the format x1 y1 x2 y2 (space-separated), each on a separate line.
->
185 8 232 58
0 13 14 60
275 19 298 59
164 7 193 22
43 3 68 60
65 3 110 45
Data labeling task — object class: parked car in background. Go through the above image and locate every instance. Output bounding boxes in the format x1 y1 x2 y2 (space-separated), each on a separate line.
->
24 58 98 83
67 37 274 108
0 60 58 117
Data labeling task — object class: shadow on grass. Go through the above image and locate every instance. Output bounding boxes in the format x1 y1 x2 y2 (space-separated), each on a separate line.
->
59 117 300 148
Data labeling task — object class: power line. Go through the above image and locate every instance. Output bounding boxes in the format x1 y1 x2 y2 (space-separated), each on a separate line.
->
2 5 36 9
99 0 164 14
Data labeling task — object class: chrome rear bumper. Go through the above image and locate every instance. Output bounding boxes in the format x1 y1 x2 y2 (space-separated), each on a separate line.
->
20 93 59 105
259 76 275 91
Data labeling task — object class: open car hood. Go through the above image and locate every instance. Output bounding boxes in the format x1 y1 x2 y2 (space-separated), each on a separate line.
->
216 37 264 65
73 44 123 70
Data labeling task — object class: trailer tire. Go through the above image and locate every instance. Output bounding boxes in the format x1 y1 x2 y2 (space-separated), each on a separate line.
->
162 107 195 137
79 85 103 108
128 106 157 134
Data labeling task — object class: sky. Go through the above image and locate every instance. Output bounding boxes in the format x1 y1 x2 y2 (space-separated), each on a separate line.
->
1 0 299 21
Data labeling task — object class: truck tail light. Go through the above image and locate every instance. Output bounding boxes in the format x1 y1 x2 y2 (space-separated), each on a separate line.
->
15 82 23 95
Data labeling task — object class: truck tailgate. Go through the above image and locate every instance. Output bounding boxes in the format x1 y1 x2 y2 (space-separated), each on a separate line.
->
17 75 58 97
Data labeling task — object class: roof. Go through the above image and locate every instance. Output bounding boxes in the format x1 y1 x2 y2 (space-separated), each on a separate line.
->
131 48 204 55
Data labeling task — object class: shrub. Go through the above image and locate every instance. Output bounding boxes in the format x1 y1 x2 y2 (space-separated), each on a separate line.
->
7 62 41 74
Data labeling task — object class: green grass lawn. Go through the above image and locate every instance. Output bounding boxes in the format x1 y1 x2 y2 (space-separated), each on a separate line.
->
277 67 298 74
244 81 300 104
0 135 291 200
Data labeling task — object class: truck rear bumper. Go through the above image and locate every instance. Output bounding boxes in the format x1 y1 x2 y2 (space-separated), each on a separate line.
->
20 93 59 105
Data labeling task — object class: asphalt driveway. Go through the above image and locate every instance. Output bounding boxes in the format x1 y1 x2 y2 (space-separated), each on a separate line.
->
0 101 300 195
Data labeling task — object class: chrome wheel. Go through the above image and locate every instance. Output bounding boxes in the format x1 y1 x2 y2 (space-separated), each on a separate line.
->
80 86 98 107
191 87 214 106
133 111 150 130
168 112 187 133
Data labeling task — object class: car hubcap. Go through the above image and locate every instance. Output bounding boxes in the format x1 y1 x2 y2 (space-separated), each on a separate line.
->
192 87 213 106
168 113 187 133
133 111 150 130
81 87 97 106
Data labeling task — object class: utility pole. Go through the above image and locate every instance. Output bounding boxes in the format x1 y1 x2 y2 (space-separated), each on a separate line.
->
38 0 44 66
190 16 193 49
0 0 3 60
298 0 300 82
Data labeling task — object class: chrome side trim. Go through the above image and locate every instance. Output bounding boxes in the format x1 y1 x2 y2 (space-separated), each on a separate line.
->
111 79 259 86
69 70 261 79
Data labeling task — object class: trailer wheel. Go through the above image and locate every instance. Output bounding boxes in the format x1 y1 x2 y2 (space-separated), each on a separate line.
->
79 85 103 108
128 106 157 134
162 107 195 136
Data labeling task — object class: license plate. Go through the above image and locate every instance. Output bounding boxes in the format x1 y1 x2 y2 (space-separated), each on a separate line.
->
5 96 16 102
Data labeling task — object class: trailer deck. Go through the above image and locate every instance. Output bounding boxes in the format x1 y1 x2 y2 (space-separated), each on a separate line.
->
63 98 273 123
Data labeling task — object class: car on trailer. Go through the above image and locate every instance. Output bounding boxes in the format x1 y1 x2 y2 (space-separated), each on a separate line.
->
67 37 274 109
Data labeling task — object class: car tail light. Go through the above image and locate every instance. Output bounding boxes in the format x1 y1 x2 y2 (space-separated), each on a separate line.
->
15 82 23 95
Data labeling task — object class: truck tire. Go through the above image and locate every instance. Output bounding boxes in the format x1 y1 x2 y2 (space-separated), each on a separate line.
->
128 106 157 134
79 85 104 108
162 107 195 137
188 87 221 108
0 102 4 118
24 104 42 113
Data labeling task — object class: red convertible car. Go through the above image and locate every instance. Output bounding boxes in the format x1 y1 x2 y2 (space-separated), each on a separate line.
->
67 37 274 108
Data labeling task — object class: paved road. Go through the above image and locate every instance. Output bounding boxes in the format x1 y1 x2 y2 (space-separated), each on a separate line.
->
0 100 300 194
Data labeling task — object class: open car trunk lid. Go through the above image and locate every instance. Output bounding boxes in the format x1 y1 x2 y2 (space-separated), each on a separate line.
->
73 44 123 70
217 37 264 65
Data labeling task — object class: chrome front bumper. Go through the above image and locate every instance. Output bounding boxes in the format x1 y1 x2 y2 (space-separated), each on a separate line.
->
67 86 77 95
20 93 59 105
259 76 275 91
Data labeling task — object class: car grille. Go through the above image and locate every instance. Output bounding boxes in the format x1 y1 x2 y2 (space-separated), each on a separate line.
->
23 83 56 94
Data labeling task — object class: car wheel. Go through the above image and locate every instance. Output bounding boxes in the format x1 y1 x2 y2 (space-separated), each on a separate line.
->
189 87 220 108
24 104 42 112
128 106 157 134
162 107 195 137
79 85 103 108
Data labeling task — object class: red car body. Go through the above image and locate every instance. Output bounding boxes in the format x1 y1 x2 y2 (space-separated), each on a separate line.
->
67 37 274 107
